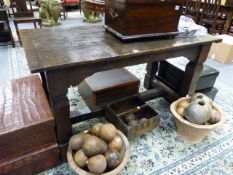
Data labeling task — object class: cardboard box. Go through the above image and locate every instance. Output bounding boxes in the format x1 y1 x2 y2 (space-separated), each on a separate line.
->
208 34 233 64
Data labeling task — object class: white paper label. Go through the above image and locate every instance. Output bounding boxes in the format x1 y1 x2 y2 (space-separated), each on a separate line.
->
175 6 180 10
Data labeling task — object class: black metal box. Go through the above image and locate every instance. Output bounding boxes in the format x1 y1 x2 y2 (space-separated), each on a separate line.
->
157 58 219 91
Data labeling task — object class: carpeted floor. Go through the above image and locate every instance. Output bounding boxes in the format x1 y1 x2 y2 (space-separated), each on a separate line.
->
7 44 233 175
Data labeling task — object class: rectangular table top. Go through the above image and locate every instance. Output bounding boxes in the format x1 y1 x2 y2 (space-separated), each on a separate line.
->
20 25 221 73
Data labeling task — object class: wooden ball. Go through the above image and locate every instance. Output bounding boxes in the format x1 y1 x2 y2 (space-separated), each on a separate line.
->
90 123 103 137
208 109 221 124
178 100 190 109
108 135 123 152
176 106 185 117
74 149 88 168
87 155 107 174
69 134 84 151
99 123 117 142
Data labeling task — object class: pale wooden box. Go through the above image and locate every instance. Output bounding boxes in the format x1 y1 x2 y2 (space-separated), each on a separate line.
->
208 34 233 64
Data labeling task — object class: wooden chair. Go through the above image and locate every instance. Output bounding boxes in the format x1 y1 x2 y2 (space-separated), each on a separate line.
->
225 0 233 6
60 0 68 19
228 22 233 35
183 0 202 23
11 0 42 44
0 7 15 47
199 0 225 34
8 0 39 17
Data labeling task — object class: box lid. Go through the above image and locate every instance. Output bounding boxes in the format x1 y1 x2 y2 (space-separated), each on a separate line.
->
85 68 139 93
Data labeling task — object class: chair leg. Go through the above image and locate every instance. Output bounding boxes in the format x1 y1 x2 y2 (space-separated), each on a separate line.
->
63 9 66 20
38 20 42 28
14 21 22 45
209 26 217 35
34 22 37 29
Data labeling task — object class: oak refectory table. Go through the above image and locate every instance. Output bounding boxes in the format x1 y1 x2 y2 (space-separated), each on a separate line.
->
20 26 221 162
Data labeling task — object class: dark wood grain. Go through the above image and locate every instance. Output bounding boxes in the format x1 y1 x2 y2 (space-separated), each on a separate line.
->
105 0 182 38
20 26 221 73
0 143 60 175
0 75 57 162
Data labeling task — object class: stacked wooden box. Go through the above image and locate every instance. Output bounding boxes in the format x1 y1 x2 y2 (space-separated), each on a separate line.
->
156 58 219 100
0 75 60 175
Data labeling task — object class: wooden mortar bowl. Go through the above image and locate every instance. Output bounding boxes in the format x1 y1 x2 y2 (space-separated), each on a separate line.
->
67 130 130 175
170 97 225 144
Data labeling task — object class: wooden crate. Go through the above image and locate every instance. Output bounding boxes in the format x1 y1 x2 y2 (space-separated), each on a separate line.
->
104 0 182 41
105 96 160 139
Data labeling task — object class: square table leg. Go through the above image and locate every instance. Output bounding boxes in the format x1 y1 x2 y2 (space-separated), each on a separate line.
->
179 44 212 96
144 61 159 90
144 44 212 98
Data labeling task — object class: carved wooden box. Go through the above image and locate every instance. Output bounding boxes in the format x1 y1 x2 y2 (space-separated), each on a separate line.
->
78 68 140 110
105 96 160 139
104 0 182 40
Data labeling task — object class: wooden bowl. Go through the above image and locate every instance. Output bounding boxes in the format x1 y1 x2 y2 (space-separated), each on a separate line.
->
67 130 130 175
170 97 225 144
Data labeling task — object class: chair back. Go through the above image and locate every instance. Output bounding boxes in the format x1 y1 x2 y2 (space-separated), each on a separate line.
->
10 0 34 17
201 0 221 19
225 0 233 6
184 0 201 22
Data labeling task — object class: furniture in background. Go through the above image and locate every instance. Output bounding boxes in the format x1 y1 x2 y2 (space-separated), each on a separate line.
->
228 25 233 35
0 6 15 47
183 0 201 23
225 0 233 6
82 0 105 23
8 0 39 17
64 0 79 7
220 2 233 34
60 0 67 19
182 0 233 34
0 75 60 174
199 0 225 34
11 0 41 44
20 25 221 162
